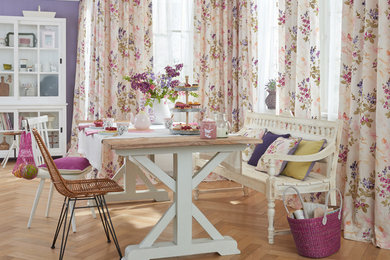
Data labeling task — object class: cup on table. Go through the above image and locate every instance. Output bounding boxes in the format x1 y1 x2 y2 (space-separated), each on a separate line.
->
116 122 129 135
103 118 114 128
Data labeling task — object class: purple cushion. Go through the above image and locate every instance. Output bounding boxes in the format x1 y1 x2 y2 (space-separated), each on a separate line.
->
39 157 91 171
247 131 290 166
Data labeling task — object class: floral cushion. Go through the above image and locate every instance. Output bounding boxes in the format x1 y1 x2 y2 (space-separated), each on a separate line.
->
236 128 267 162
39 157 91 175
248 132 290 166
255 137 301 175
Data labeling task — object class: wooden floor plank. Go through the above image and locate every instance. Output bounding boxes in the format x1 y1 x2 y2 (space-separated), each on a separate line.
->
0 160 389 259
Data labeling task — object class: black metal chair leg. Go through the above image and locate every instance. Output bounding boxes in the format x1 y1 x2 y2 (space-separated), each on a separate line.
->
52 197 69 249
101 195 122 258
94 196 111 242
59 198 76 260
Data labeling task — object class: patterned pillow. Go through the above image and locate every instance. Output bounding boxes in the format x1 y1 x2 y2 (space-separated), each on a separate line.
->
255 137 301 175
236 128 267 162
248 132 290 166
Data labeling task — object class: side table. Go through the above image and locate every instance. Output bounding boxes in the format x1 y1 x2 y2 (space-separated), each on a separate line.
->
1 131 23 168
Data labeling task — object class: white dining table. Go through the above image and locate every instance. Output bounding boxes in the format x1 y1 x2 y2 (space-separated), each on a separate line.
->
102 135 257 260
78 125 171 203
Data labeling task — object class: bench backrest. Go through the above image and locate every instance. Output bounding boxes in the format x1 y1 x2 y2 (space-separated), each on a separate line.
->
243 112 342 144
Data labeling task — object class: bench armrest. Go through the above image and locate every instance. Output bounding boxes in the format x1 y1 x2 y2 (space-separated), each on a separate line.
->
262 141 336 163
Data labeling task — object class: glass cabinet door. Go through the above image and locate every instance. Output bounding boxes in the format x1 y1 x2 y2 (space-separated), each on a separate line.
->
0 112 14 131
40 111 60 149
0 22 15 98
18 23 38 97
39 25 59 97
0 112 15 158
18 111 39 128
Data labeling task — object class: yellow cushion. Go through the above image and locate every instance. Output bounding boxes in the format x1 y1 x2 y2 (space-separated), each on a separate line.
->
281 139 326 180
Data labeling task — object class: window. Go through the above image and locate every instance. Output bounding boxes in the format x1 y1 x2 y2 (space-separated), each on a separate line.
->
153 0 194 82
256 0 279 113
319 0 342 120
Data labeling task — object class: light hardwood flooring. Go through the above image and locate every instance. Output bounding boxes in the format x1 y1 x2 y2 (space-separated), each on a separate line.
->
1 161 389 260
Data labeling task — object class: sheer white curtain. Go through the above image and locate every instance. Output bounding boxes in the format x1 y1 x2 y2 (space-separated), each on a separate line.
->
319 0 342 120
153 0 194 82
256 0 279 113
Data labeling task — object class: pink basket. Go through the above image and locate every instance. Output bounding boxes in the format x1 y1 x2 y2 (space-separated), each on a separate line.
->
283 186 342 258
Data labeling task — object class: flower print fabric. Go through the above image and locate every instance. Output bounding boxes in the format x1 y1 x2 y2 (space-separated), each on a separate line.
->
193 0 258 131
277 0 320 118
338 0 390 249
256 137 301 175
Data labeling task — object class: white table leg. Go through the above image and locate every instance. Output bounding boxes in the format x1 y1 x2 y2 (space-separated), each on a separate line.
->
123 151 240 260
105 157 169 203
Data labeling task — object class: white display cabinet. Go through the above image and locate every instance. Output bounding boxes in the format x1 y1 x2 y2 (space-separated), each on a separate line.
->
0 16 67 158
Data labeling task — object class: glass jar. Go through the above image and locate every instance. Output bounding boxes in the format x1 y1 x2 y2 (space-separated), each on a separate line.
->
214 113 230 138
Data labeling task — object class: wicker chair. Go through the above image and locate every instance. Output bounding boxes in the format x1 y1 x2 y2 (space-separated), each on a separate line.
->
32 128 124 260
24 116 95 231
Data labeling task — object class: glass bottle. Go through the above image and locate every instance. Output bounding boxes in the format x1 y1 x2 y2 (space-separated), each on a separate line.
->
214 113 230 138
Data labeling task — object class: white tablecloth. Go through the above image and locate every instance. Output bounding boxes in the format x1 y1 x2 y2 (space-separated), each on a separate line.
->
78 125 171 170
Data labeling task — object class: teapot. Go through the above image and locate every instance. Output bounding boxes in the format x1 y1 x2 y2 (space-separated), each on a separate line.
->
134 110 151 130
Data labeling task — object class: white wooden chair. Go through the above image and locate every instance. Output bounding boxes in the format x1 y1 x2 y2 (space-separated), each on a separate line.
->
195 112 343 244
24 116 95 231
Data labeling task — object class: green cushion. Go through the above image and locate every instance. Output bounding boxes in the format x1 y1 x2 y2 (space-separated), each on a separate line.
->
281 139 326 180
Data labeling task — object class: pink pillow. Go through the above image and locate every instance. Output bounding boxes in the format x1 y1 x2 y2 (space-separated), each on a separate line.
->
39 157 91 173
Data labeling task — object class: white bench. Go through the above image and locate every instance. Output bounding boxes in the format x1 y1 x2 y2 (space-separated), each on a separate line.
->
195 112 342 244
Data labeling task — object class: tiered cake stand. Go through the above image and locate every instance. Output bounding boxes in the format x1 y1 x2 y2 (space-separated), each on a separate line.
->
170 82 200 135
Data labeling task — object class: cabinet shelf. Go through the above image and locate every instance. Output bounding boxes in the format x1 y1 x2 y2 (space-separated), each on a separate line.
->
19 47 38 51
19 72 37 75
40 48 59 51
40 72 59 75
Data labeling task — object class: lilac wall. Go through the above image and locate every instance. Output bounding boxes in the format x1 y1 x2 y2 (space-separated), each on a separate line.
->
0 0 79 143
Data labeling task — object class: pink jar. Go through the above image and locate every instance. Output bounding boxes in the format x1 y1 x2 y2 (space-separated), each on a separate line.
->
200 119 217 139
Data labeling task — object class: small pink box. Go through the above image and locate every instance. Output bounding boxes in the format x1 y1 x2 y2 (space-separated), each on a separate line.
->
200 119 217 139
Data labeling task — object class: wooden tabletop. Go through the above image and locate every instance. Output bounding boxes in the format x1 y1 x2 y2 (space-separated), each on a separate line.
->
102 135 260 150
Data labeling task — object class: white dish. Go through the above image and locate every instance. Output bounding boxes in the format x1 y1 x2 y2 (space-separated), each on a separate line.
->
23 11 56 18
98 131 117 136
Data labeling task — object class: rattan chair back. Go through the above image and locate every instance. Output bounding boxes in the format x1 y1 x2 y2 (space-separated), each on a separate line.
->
32 128 72 197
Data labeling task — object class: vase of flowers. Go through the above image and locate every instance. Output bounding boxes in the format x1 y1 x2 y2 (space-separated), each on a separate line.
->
265 78 276 110
124 64 183 124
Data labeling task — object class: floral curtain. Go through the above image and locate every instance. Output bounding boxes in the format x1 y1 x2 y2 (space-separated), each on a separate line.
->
277 0 321 118
338 0 390 249
193 0 258 131
70 0 152 178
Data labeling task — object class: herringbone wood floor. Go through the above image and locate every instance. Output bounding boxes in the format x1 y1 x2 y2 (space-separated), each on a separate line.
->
1 161 389 260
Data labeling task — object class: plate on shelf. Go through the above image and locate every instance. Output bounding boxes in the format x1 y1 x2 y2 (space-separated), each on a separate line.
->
174 86 199 92
170 129 200 135
88 126 104 130
40 75 58 96
171 108 202 113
